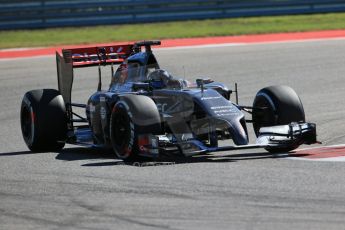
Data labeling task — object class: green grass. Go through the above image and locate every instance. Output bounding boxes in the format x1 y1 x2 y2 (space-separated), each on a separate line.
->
1 12 345 49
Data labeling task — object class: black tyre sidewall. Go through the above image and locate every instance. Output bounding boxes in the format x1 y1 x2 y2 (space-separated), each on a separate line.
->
20 89 67 152
253 85 305 135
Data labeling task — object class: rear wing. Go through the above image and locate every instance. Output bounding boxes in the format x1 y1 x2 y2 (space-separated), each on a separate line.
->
59 44 134 68
56 43 133 104
56 41 161 134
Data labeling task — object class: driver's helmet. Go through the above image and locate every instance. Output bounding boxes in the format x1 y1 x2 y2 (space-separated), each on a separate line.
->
148 69 171 88
148 69 182 89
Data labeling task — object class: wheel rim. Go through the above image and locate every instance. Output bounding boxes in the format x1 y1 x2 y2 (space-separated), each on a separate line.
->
253 94 276 135
112 108 132 157
21 105 34 144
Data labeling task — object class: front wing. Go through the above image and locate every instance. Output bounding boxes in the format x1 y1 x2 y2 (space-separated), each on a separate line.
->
150 122 317 157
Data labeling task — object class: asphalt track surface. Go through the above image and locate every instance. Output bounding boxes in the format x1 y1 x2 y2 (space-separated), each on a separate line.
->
1 39 345 230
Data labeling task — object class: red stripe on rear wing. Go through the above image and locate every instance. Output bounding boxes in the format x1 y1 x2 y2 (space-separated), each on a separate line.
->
60 44 134 68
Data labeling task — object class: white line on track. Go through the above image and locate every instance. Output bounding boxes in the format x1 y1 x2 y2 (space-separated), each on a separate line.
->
158 43 245 50
157 37 345 51
0 55 53 62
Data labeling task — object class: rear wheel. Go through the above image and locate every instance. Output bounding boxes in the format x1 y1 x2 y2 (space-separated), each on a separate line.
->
110 94 161 161
20 89 67 152
252 85 305 153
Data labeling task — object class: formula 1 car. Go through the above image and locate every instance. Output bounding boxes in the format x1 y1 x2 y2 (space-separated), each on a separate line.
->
20 40 318 160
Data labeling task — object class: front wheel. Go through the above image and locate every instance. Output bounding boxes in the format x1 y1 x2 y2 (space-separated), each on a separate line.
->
20 89 67 152
110 94 161 161
252 85 305 153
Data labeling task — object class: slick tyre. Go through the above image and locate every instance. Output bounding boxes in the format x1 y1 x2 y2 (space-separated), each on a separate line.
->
252 85 305 153
20 89 67 152
110 94 161 161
